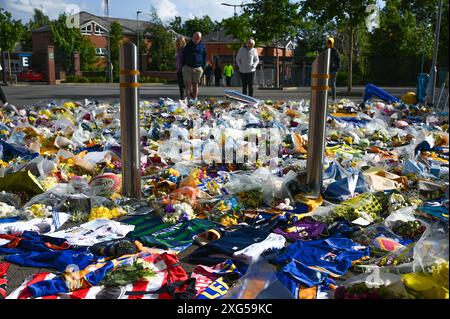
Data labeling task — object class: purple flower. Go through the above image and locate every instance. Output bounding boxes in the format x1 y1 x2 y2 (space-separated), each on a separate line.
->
179 212 190 222
164 204 175 214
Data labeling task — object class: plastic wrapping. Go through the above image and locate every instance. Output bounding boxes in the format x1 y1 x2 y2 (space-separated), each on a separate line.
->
223 260 294 299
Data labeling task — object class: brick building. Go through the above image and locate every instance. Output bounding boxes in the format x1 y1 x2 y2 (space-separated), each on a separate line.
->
202 30 298 87
32 11 153 79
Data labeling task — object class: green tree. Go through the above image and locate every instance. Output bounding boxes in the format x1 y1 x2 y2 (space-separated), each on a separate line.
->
400 0 449 68
295 19 336 58
243 0 302 88
169 15 222 37
168 16 185 35
0 9 25 51
30 8 50 28
21 9 50 51
145 11 176 71
110 21 123 79
183 15 216 37
365 0 435 84
302 0 376 92
222 12 254 51
0 8 25 81
50 14 96 73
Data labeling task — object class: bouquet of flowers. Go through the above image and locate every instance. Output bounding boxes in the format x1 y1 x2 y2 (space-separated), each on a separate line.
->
101 259 157 287
0 202 19 218
88 206 127 221
159 203 195 224
334 282 402 299
21 204 53 220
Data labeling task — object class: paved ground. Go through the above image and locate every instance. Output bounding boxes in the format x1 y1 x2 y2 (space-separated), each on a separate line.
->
1 83 432 107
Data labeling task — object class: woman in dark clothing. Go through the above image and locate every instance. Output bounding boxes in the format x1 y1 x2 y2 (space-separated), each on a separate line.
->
0 63 7 106
175 37 187 100
203 62 213 86
214 61 223 87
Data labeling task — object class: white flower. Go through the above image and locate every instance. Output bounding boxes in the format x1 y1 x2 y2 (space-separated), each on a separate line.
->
0 202 18 218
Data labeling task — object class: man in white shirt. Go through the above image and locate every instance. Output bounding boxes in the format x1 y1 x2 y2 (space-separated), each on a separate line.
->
236 38 259 97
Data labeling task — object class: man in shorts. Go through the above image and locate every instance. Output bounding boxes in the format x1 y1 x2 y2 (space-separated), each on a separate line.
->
182 32 207 102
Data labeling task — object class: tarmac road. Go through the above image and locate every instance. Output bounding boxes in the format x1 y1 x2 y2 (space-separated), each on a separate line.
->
1 83 427 108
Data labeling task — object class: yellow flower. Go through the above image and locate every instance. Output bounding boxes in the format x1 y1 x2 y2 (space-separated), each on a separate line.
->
106 161 115 169
66 158 76 166
110 193 122 201
41 176 59 191
29 204 50 218
168 168 180 177
39 110 53 118
64 102 76 109
88 206 126 221
0 160 9 168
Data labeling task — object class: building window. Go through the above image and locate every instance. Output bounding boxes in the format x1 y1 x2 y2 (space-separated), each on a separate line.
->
81 24 93 35
96 48 107 56
95 24 107 35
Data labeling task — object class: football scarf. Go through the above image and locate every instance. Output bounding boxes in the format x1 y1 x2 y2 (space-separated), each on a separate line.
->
191 259 241 298
7 253 191 299
124 214 216 252
0 262 10 299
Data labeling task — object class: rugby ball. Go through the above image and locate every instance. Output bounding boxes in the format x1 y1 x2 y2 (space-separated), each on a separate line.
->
89 173 121 195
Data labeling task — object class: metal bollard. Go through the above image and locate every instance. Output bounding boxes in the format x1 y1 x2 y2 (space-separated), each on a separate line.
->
120 43 141 199
305 49 331 198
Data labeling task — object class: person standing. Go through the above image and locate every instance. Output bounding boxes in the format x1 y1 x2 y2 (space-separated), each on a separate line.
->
182 32 207 102
214 59 223 87
203 61 213 87
0 62 17 114
236 38 259 97
223 63 234 87
326 37 340 101
175 37 187 100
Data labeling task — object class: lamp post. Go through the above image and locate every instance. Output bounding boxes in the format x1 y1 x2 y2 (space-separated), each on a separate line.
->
220 2 254 16
428 0 444 106
136 11 142 71
221 2 238 16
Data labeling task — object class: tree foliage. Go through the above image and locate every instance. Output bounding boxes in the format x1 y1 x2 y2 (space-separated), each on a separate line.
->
145 11 176 71
0 8 25 52
21 9 50 51
169 15 221 37
301 0 375 90
50 14 96 73
110 21 123 77
243 0 301 45
295 19 336 58
222 13 254 50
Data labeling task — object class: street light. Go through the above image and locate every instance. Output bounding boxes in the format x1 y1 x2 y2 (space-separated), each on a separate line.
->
136 11 142 71
221 3 239 16
427 0 444 106
220 2 253 16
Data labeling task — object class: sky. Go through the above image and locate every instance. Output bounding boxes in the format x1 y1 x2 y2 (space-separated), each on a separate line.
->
0 0 238 23
1 0 386 24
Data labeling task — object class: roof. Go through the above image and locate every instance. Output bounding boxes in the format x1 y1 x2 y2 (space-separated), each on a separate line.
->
202 30 240 44
32 11 154 35
202 30 294 49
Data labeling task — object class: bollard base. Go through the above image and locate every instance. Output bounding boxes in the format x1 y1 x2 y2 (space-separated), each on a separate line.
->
286 171 322 200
